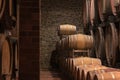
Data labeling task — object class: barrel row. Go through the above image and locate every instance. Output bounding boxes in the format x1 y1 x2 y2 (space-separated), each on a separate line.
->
83 0 120 27
59 57 120 80
83 0 120 67
56 34 93 50
92 23 118 66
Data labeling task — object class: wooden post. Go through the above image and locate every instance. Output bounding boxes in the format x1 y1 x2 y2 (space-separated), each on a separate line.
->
19 0 39 80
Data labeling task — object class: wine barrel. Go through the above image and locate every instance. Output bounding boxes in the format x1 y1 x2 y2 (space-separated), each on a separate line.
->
88 30 96 57
90 0 95 26
0 34 6 79
0 0 5 20
74 65 99 80
62 58 67 70
67 58 73 77
11 38 18 79
58 40 61 50
76 65 90 80
0 34 13 80
83 0 91 27
90 0 101 26
59 37 67 50
66 57 82 78
9 0 17 18
61 38 65 50
94 27 105 60
94 72 120 80
63 59 68 75
105 23 118 66
110 0 120 16
68 34 93 50
57 24 76 35
63 37 69 50
71 57 101 79
81 65 107 80
66 58 70 74
98 0 112 21
74 65 89 80
76 65 106 80
86 68 120 80
72 57 101 69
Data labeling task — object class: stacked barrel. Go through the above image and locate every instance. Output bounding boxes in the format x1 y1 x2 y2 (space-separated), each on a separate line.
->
56 34 93 50
56 24 93 71
54 0 120 79
67 57 120 80
56 54 120 80
83 0 120 67
55 51 120 80
56 25 98 80
55 22 120 80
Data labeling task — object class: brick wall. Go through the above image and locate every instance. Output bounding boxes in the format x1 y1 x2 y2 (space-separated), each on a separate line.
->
19 0 39 80
40 0 83 69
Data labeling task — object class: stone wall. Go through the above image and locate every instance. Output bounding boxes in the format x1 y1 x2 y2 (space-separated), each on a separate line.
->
40 0 83 69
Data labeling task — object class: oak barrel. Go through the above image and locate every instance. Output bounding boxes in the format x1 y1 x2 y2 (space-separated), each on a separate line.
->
105 23 118 66
94 27 105 60
10 37 18 79
58 24 76 35
67 34 93 50
73 65 94 80
0 34 13 80
76 65 106 80
67 58 73 77
110 0 120 16
71 57 101 79
61 38 65 50
57 40 61 50
0 0 5 20
94 72 120 80
86 68 120 80
74 65 89 80
90 0 100 26
98 0 112 21
83 0 91 27
81 65 107 80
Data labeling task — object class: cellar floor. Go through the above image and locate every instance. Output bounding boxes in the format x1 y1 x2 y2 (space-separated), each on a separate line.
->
40 69 68 80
